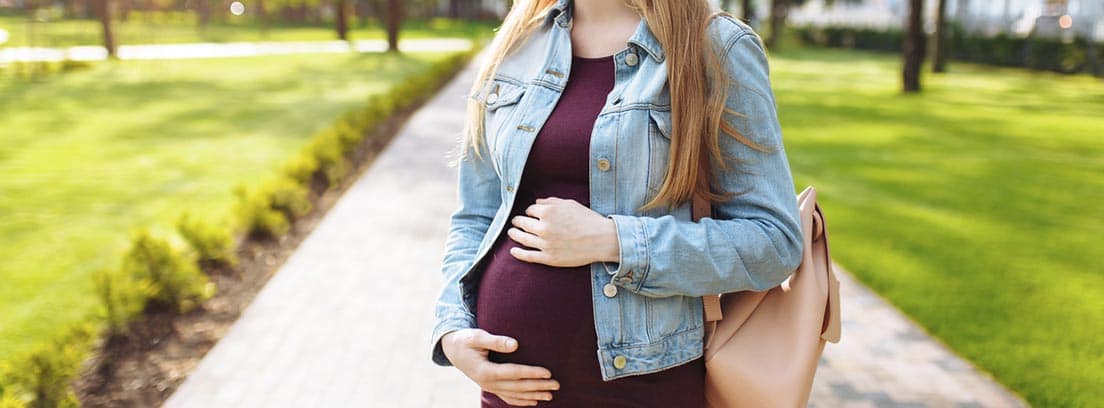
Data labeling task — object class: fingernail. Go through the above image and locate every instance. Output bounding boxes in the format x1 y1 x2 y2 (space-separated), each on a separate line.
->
505 338 517 349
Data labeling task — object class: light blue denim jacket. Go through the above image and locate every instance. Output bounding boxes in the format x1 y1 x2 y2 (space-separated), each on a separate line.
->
431 0 804 381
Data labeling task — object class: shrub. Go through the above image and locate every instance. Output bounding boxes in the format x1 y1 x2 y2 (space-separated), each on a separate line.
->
2 324 94 408
331 117 363 153
262 177 312 221
281 152 320 186
308 131 348 189
93 267 150 337
365 93 395 123
0 361 22 408
234 184 291 240
122 230 214 313
0 393 26 408
177 212 239 268
342 109 371 133
794 24 1104 76
362 95 391 126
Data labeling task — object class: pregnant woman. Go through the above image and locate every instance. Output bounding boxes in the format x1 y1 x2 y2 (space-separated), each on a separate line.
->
430 0 804 406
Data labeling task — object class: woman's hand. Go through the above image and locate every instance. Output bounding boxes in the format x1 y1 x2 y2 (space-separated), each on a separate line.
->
441 328 560 406
507 197 620 267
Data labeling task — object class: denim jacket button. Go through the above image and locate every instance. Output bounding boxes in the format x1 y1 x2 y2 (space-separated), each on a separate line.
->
625 52 639 66
597 158 611 171
506 185 514 192
613 355 627 369
602 283 618 298
486 92 499 104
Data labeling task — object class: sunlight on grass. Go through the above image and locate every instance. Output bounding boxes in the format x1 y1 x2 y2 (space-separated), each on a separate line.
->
0 50 457 362
771 46 1103 407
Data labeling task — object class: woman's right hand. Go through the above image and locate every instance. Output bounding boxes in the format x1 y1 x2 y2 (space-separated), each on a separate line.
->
441 328 560 406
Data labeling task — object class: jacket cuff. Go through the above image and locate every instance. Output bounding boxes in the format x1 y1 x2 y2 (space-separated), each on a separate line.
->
430 312 477 367
601 214 649 292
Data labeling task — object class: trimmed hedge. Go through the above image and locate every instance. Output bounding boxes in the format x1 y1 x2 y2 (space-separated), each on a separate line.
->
0 324 95 408
0 46 479 407
794 24 1104 76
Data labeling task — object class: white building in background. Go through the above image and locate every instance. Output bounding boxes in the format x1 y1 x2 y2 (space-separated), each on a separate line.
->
788 0 1104 41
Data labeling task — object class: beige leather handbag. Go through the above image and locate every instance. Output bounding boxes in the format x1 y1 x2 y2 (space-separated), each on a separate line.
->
693 185 842 408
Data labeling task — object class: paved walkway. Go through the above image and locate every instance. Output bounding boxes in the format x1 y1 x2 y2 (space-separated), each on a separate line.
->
0 38 472 63
164 50 1029 407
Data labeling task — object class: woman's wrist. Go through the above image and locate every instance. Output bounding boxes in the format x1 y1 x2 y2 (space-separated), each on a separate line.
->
597 217 621 264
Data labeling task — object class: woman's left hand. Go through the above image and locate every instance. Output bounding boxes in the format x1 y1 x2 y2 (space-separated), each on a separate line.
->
507 197 619 267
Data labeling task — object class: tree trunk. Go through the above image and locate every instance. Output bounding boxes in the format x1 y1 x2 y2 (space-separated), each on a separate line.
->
741 0 755 24
356 0 373 28
385 0 402 52
118 0 129 22
902 0 925 92
196 0 211 28
93 0 116 58
932 0 947 73
257 0 269 36
766 0 789 49
336 0 349 41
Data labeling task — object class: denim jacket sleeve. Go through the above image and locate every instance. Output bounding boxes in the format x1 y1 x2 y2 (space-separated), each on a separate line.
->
429 125 502 366
600 30 805 298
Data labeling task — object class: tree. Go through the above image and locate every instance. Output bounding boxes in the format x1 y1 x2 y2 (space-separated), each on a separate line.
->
766 0 789 49
932 0 948 73
92 0 116 58
902 0 925 92
385 0 402 52
336 0 349 40
764 0 851 50
741 0 755 24
195 0 211 29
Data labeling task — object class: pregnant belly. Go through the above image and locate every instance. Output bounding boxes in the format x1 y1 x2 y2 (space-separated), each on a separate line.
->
474 229 596 371
473 226 708 408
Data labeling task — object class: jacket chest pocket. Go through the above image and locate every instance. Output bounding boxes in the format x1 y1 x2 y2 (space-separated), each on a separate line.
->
646 108 673 196
483 78 527 164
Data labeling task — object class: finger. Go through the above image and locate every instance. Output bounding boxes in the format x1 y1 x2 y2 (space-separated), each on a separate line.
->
485 362 553 381
507 227 544 249
535 196 561 203
498 395 538 407
524 203 548 218
511 215 543 234
470 331 518 354
491 378 560 392
510 246 551 264
494 390 553 403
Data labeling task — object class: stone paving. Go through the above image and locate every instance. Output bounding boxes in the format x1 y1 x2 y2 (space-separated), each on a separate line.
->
0 38 473 63
164 49 1030 408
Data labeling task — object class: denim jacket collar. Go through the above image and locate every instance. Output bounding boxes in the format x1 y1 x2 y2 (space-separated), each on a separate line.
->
543 0 666 62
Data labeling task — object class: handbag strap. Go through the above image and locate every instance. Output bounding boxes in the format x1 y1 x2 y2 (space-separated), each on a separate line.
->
691 194 725 322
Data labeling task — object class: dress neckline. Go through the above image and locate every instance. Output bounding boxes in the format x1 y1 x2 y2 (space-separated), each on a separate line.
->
572 54 614 63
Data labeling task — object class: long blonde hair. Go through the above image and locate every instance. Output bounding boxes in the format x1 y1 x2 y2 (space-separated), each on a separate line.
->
459 0 771 212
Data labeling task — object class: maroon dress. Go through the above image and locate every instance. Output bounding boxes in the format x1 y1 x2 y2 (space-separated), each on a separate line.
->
473 54 705 407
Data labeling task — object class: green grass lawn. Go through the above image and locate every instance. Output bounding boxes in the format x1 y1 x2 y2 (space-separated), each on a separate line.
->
0 49 463 363
0 14 496 47
770 46 1103 407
